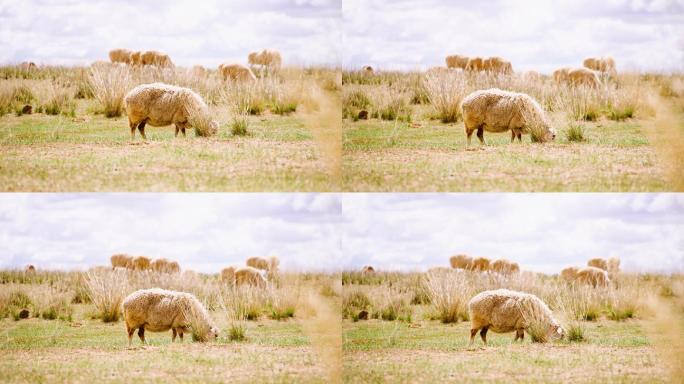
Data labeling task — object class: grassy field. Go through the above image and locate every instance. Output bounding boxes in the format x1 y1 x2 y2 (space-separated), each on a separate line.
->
342 71 684 192
344 319 667 383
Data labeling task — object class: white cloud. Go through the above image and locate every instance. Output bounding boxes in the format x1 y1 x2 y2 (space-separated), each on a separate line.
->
343 0 684 72
0 193 342 273
0 0 341 67
341 193 684 274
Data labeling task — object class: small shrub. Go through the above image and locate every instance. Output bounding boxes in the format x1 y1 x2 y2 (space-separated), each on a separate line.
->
89 65 131 118
567 323 585 342
423 272 471 323
84 269 128 323
9 290 32 308
342 290 371 319
228 323 246 341
423 71 466 123
231 117 249 136
271 101 297 115
566 123 585 142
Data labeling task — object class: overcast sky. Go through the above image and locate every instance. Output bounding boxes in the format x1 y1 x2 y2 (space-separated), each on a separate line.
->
343 0 684 73
342 194 684 274
0 0 341 67
0 194 342 273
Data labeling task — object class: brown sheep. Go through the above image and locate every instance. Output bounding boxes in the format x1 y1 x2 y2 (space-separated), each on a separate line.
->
552 67 570 84
246 256 269 270
445 55 469 70
567 68 601 88
248 49 282 72
235 266 267 287
361 265 375 273
490 259 520 275
472 257 491 272
131 256 151 271
449 254 473 270
130 51 143 66
167 261 180 274
466 57 484 71
141 50 174 68
560 266 579 282
583 56 616 76
587 258 608 271
576 266 610 287
25 264 36 273
111 254 133 269
151 258 169 273
362 65 374 73
220 267 236 283
217 63 256 82
108 48 132 64
19 61 37 70
483 57 512 74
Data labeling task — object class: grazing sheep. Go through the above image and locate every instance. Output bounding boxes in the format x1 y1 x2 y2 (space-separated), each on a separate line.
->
123 288 219 346
560 266 579 282
235 266 267 287
361 65 374 73
466 57 484 71
583 56 616 77
130 51 143 66
449 254 473 270
461 88 556 147
141 50 173 67
124 82 218 140
151 258 172 273
491 259 520 275
109 48 132 64
468 289 565 345
19 61 37 70
587 258 608 271
167 261 180 274
248 49 282 72
567 68 601 88
132 256 151 271
217 63 256 82
220 266 236 283
111 254 133 269
361 265 375 273
552 67 570 84
577 266 610 288
445 55 469 70
483 57 512 74
246 256 269 271
472 257 491 272
25 265 35 273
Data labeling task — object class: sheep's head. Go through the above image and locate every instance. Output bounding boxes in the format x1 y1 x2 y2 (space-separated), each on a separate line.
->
208 326 219 340
549 324 565 340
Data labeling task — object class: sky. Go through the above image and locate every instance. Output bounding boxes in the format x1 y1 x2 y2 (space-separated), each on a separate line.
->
1 194 682 274
341 194 684 274
343 0 684 73
0 0 341 67
0 194 342 273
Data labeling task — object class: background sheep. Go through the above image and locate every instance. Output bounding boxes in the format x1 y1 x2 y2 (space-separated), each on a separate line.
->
472 257 491 272
25 264 35 273
567 68 601 88
151 258 171 273
461 88 556 147
361 265 375 273
123 288 218 346
248 49 282 72
583 56 616 76
124 82 218 140
141 50 174 68
483 57 512 74
449 254 473 270
468 288 565 345
466 57 484 71
218 63 256 82
491 259 520 275
234 266 267 287
167 261 180 274
445 55 469 70
553 67 570 84
111 254 132 269
362 65 374 73
19 61 37 70
246 256 269 270
131 256 151 271
560 266 579 282
108 48 132 64
130 51 142 66
587 258 608 271
577 266 610 287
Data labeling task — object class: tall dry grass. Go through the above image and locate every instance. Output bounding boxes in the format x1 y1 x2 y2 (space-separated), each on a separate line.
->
424 71 467 123
84 268 129 322
89 65 132 117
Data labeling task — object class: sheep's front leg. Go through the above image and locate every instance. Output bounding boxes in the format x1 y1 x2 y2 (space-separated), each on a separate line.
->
172 328 177 342
511 130 516 143
480 326 489 345
127 326 135 347
137 120 147 140
138 326 146 344
129 120 137 140
178 328 184 342
476 127 485 146
469 327 479 346
514 329 524 342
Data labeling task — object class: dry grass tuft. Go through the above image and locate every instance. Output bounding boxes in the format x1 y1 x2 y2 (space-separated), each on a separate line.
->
423 71 466 123
89 65 132 117
84 268 128 322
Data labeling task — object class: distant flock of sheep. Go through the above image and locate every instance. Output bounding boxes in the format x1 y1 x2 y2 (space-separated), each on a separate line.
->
110 253 180 274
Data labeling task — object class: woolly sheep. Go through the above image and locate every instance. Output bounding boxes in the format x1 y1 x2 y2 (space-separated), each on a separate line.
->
245 256 279 272
220 267 236 283
560 266 579 282
445 55 469 70
362 65 374 73
248 49 282 71
483 57 512 74
218 63 256 82
167 261 181 274
124 82 218 140
552 67 570 84
468 288 565 345
491 259 520 275
466 57 484 71
132 256 151 271
130 51 143 66
361 265 375 273
19 61 37 70
235 266 267 287
583 56 616 76
141 50 174 68
25 264 36 273
587 258 608 271
123 288 218 346
567 68 601 88
461 88 556 147
109 48 132 64
111 254 133 269
472 257 491 272
576 266 610 287
449 254 473 270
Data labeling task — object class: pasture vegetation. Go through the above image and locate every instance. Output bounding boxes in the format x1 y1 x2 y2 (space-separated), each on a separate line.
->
342 269 684 383
0 64 341 191
343 70 684 191
0 268 340 383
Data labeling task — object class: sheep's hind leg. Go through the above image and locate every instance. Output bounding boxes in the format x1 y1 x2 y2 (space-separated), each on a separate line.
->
138 325 146 344
137 120 147 140
514 329 524 342
469 328 479 346
510 130 516 143
172 328 177 342
476 127 485 147
127 326 135 347
129 120 137 140
480 326 489 345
